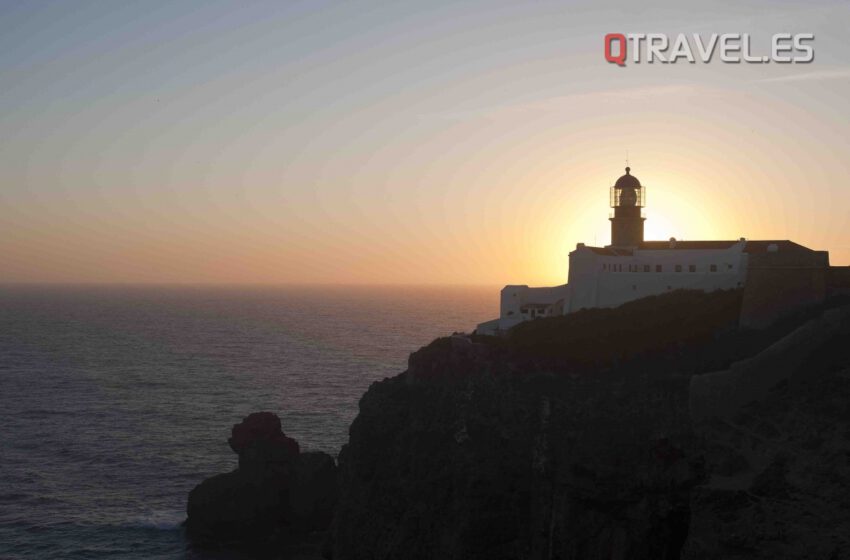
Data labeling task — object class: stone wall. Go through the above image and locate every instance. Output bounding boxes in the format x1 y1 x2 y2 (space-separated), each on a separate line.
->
829 266 850 298
739 251 829 329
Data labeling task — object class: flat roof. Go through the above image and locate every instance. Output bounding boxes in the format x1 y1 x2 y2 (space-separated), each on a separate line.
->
582 240 819 256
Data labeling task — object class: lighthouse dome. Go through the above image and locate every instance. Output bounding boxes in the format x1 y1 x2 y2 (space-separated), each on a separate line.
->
614 167 641 189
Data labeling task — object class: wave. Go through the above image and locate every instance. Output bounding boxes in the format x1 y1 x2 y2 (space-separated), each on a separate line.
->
125 511 185 531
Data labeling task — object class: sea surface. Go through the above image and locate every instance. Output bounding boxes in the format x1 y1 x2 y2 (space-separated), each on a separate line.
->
0 285 496 559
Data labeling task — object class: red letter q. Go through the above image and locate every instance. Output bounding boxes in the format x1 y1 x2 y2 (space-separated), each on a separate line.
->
605 33 627 66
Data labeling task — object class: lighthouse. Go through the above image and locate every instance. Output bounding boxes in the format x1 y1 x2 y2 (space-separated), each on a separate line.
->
609 167 645 247
474 165 835 335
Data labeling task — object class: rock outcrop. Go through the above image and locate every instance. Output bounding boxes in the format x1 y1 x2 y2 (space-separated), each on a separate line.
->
186 412 337 550
329 293 850 559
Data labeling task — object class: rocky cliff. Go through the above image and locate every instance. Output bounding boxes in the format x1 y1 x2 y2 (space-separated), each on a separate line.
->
330 290 850 559
685 305 850 559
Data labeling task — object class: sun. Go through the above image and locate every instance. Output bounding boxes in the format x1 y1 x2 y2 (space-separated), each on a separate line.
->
643 213 682 242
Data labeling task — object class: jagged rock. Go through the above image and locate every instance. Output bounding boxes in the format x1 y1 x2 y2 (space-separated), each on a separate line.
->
186 412 338 549
229 411 301 456
228 411 300 478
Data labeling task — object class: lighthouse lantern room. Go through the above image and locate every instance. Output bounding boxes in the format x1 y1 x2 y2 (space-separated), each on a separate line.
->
609 167 646 248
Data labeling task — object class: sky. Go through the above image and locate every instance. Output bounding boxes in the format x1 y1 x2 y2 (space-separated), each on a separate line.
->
1 0 849 285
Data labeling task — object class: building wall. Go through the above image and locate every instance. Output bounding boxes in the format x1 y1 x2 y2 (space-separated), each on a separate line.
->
740 251 830 329
500 284 569 319
477 284 569 334
565 248 600 313
828 267 850 298
567 243 748 312
478 242 836 336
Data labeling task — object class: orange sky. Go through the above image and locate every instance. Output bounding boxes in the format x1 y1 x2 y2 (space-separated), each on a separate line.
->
2 2 849 285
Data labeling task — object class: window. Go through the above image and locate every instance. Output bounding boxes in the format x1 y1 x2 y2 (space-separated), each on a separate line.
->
603 264 607 271
710 264 717 272
675 265 682 272
689 265 696 273
656 265 662 272
643 264 650 272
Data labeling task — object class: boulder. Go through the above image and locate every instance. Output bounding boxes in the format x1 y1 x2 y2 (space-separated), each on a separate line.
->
186 411 338 549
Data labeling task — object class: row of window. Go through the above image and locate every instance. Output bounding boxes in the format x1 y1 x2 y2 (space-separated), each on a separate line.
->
506 307 549 318
602 263 731 273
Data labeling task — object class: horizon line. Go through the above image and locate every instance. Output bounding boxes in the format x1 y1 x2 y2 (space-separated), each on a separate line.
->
0 281 507 288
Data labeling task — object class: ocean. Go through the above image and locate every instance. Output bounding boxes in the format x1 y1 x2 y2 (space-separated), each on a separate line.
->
0 285 496 559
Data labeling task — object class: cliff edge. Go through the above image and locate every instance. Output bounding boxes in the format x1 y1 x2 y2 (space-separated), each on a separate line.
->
330 290 850 559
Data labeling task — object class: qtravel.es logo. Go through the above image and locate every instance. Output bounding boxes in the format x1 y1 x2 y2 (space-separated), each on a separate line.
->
604 33 814 66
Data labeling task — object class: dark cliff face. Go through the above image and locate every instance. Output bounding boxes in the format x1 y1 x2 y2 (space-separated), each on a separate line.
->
333 344 698 560
331 292 850 560
684 314 850 559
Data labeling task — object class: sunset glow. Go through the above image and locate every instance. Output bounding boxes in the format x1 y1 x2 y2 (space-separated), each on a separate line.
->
2 2 848 286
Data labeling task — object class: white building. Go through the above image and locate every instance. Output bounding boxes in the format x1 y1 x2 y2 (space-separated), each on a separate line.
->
476 167 813 335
